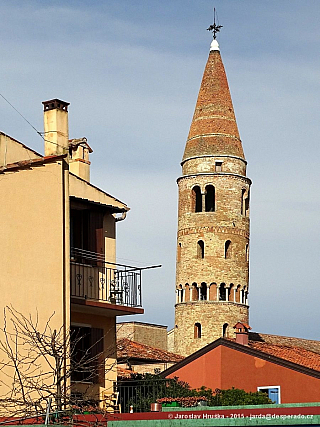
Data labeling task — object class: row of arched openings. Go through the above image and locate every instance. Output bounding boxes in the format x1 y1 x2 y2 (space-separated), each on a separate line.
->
177 282 248 304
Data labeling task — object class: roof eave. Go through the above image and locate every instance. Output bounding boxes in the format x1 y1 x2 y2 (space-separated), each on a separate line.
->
161 338 320 379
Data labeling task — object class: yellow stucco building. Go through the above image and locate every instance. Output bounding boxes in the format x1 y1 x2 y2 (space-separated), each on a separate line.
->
0 99 143 412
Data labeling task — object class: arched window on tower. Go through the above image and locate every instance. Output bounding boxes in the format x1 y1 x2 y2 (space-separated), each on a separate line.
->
185 283 190 301
235 285 241 303
219 283 226 301
241 189 246 216
178 285 184 303
241 289 245 304
223 323 228 337
205 185 215 212
200 282 207 300
194 323 202 339
245 244 249 262
225 240 232 259
192 283 199 301
197 240 204 258
192 186 202 213
229 284 234 302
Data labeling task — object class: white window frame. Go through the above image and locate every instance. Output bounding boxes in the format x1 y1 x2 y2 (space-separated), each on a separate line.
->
257 386 281 404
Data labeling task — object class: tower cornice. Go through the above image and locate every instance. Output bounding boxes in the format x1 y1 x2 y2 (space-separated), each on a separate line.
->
177 225 250 239
177 172 252 185
181 154 247 167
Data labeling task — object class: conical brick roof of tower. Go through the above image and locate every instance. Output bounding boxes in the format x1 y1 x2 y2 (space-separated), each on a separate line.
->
183 39 245 162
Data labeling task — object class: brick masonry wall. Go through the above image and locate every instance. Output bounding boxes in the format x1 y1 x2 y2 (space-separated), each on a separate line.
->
174 166 251 356
175 302 249 356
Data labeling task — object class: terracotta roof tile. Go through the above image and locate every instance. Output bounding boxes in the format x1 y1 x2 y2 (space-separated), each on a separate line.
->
183 50 244 161
0 154 67 173
249 332 320 354
224 332 320 372
117 366 133 379
117 338 184 363
248 341 320 372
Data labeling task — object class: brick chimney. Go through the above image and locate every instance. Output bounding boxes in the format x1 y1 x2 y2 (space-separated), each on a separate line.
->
233 322 251 346
42 99 69 157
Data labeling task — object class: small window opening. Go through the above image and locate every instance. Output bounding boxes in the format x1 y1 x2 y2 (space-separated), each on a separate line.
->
245 191 250 217
219 284 226 301
194 323 202 339
193 186 202 213
225 240 232 259
245 244 249 262
215 161 222 172
177 243 181 262
200 282 207 300
223 323 228 337
241 289 245 304
197 240 204 258
205 185 215 212
241 189 246 215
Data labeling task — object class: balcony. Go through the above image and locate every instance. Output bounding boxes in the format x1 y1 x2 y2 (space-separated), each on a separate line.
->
70 248 142 308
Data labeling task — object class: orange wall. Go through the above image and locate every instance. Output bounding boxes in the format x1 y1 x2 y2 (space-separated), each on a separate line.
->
220 346 320 404
166 345 320 404
167 346 222 390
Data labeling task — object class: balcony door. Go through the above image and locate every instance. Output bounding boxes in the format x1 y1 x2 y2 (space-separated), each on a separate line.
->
70 205 104 256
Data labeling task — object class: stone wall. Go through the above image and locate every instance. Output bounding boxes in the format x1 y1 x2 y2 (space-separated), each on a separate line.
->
117 322 168 351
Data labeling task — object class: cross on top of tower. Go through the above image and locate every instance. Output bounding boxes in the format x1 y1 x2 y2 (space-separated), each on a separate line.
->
207 8 223 40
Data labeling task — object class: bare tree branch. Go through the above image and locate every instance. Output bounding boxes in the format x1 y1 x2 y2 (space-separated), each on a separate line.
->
0 306 117 420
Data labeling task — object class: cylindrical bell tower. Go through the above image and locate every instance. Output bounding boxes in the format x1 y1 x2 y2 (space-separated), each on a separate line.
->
174 39 251 357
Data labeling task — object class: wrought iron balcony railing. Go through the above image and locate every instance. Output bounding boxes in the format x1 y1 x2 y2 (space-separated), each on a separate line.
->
70 248 142 308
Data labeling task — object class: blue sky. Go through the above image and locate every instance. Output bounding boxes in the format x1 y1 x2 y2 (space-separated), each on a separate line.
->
1 0 320 340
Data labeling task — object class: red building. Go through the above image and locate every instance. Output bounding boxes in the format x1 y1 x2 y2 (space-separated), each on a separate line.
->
163 324 320 404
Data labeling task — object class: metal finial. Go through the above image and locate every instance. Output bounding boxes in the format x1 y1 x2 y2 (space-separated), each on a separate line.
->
207 7 223 40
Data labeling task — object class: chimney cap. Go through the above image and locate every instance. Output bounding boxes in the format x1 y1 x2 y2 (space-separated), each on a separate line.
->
42 99 70 112
233 322 251 333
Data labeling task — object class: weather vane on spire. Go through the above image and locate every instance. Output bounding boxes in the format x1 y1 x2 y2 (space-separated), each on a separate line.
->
207 7 223 39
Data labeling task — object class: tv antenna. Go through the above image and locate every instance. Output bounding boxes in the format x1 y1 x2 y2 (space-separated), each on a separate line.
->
207 7 223 40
